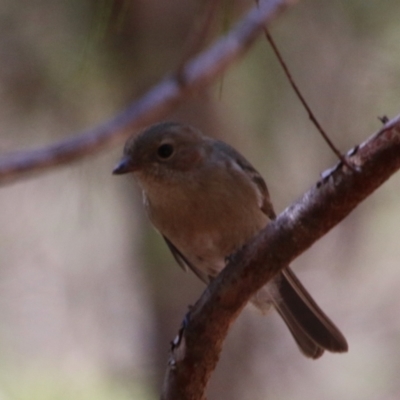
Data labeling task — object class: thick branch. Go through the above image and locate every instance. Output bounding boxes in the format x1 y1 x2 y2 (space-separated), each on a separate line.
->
0 0 290 185
161 115 400 400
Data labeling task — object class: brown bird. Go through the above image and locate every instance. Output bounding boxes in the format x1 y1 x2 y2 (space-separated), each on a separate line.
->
113 121 348 358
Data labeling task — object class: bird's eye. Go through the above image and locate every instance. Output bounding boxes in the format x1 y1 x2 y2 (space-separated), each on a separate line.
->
157 143 174 159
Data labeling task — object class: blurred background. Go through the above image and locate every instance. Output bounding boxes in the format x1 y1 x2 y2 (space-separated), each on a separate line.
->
1 0 400 399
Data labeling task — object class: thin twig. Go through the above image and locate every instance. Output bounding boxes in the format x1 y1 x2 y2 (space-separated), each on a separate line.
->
264 28 355 170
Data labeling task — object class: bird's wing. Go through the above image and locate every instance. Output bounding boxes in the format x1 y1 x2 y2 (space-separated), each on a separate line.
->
163 235 210 284
212 140 276 220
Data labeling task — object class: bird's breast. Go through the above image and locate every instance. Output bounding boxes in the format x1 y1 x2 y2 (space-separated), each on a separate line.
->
141 175 269 275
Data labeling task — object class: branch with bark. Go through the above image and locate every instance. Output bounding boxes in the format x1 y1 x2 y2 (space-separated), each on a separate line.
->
161 115 400 400
0 0 290 185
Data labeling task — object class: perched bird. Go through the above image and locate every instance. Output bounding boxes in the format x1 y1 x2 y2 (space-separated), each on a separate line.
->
113 121 348 359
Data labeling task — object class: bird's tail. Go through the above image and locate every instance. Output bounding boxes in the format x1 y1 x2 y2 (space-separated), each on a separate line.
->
251 266 348 359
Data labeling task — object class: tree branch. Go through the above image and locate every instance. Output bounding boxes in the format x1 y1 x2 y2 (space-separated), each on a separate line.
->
161 114 400 400
0 0 291 185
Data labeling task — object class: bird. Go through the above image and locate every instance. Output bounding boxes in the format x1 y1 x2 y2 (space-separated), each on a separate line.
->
113 121 348 359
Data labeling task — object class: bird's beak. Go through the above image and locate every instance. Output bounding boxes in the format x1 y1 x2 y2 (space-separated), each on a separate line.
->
112 156 136 175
